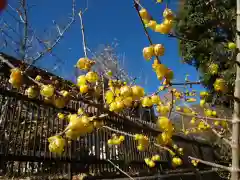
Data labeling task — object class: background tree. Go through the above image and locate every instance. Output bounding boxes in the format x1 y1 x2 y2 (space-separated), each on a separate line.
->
0 0 76 74
89 44 156 122
174 0 236 107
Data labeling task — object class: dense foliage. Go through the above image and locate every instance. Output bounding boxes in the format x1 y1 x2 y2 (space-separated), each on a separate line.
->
174 0 236 107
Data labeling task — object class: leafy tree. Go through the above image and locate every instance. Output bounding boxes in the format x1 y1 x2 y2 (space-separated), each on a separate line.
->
174 0 236 107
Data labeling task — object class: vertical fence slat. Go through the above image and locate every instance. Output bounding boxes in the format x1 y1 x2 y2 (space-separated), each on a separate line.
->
0 71 219 180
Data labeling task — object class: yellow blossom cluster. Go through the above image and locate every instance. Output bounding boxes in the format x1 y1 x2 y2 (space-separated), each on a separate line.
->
139 7 174 34
134 134 150 151
144 154 161 167
107 134 125 145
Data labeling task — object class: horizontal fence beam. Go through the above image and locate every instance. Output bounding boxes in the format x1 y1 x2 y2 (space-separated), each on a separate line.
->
0 154 169 165
99 169 220 180
0 85 212 147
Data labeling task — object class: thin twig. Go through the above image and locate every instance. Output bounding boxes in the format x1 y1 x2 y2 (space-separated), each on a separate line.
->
107 159 135 180
20 0 28 61
79 9 88 57
102 75 106 104
170 81 201 86
24 0 76 70
175 111 233 122
130 77 137 85
181 101 232 146
103 125 172 152
168 32 199 44
133 0 144 9
181 115 185 132
168 90 174 118
188 156 234 172
202 117 232 146
153 142 174 152
103 125 135 137
5 8 66 71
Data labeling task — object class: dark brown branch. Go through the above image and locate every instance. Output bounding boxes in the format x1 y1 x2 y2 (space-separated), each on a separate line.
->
133 1 161 64
170 81 201 86
168 32 199 44
168 90 174 118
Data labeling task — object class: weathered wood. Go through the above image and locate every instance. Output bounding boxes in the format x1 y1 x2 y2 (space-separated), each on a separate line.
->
0 53 221 180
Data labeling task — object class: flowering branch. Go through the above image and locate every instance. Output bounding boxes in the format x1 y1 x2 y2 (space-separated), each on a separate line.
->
103 125 173 153
180 101 232 146
174 111 233 122
188 156 234 172
202 118 232 145
103 125 135 138
133 0 161 64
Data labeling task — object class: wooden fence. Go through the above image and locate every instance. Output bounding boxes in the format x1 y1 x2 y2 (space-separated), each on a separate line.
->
0 54 224 180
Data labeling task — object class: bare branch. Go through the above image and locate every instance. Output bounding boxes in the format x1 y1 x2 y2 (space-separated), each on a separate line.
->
103 125 135 138
168 32 199 44
107 159 135 180
188 156 232 172
170 81 201 86
103 125 172 152
87 45 132 82
101 75 106 104
79 9 88 57
168 90 174 118
7 4 24 23
19 0 28 61
181 115 185 132
24 0 76 71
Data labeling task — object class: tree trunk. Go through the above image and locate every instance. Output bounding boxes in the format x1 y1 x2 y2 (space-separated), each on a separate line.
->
231 1 240 179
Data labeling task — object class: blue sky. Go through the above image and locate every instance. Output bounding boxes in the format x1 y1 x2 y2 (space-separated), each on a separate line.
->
2 0 205 96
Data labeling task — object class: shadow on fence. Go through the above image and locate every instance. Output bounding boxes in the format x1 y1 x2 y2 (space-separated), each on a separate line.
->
0 53 225 180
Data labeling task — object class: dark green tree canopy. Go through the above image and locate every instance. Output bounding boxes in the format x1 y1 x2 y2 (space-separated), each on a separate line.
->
174 0 236 107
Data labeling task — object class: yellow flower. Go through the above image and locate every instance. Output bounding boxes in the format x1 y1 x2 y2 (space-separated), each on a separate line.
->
48 135 65 155
40 85 54 98
141 97 153 107
86 71 99 83
77 75 87 86
143 46 154 60
213 78 227 92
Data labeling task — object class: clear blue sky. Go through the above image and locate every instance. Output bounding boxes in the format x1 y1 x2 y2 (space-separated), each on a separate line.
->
3 0 205 95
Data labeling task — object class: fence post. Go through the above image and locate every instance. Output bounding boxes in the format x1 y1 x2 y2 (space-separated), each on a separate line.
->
68 141 73 180
197 144 204 160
